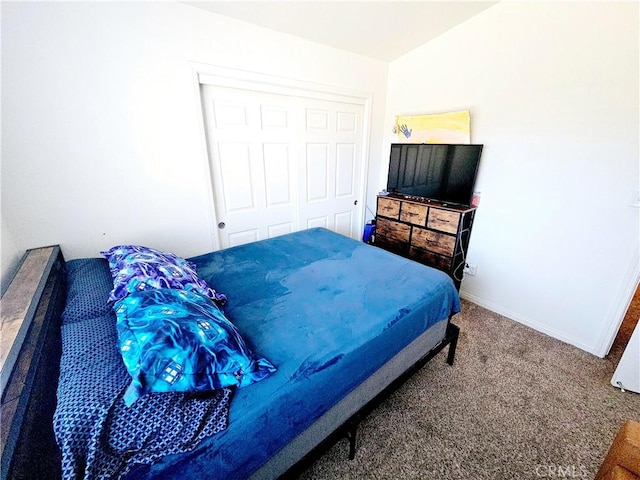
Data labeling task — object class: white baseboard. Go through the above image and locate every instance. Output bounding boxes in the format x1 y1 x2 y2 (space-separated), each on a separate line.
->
458 290 596 355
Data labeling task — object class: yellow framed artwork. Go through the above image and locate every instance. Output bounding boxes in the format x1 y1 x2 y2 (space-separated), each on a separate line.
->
394 110 471 144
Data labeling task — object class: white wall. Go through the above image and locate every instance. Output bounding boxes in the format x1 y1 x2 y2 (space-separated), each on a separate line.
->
384 2 639 355
4 1 638 357
1 1 387 261
1 216 23 293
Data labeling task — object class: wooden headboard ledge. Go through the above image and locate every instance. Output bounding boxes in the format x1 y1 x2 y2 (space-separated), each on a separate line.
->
0 246 66 479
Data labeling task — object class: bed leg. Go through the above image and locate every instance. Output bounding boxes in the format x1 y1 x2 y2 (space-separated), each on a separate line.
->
446 323 460 366
346 423 358 460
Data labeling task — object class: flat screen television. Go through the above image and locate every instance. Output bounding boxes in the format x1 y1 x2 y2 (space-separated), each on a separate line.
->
386 143 483 207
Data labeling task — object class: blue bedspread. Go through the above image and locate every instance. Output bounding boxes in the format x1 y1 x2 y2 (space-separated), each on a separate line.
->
54 259 233 480
128 228 460 479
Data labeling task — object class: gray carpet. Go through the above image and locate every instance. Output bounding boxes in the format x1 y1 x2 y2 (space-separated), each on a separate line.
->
298 299 640 480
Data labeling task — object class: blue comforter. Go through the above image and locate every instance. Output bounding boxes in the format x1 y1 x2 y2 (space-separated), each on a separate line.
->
130 228 460 479
54 228 459 479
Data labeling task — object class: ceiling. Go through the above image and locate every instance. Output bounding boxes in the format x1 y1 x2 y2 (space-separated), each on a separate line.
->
183 1 497 62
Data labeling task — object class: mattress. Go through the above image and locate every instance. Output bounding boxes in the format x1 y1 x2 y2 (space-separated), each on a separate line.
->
126 228 460 479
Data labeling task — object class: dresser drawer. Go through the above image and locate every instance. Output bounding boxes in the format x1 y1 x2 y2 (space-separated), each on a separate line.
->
409 247 453 272
427 209 460 234
411 228 456 256
376 217 410 242
375 235 410 256
377 197 400 219
400 202 427 226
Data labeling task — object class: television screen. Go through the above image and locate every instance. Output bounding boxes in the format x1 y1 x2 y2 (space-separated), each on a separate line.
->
386 143 483 207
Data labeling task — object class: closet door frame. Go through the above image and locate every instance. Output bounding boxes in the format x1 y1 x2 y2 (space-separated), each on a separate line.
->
191 63 373 251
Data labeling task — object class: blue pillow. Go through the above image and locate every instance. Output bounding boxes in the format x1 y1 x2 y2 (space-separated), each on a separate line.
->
114 288 276 405
101 245 227 305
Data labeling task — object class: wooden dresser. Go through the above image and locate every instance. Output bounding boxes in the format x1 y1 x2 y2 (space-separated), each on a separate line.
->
374 194 476 290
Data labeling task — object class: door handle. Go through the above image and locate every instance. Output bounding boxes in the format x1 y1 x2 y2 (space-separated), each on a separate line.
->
218 222 226 229
354 200 358 205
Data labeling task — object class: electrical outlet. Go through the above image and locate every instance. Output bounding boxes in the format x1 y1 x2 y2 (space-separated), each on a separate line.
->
463 263 477 276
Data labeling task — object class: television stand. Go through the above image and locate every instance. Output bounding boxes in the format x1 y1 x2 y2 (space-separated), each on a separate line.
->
374 194 476 290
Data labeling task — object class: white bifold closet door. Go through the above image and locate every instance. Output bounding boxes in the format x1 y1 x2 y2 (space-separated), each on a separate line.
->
201 85 365 249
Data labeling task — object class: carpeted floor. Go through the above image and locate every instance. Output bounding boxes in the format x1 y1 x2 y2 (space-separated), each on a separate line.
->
298 299 640 480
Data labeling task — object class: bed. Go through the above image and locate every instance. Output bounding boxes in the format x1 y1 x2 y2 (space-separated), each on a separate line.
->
1 228 460 480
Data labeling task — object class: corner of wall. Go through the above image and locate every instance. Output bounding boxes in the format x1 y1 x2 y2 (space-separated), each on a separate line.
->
1 216 24 295
594 246 640 358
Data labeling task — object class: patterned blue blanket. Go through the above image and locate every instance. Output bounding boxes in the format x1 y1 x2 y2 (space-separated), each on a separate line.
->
53 259 232 480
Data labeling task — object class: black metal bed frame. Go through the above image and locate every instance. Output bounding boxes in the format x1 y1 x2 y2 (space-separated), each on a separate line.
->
280 322 458 478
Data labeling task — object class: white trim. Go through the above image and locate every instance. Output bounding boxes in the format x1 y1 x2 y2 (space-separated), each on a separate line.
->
191 66 220 252
358 93 373 235
191 62 373 246
194 63 372 105
459 290 596 354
